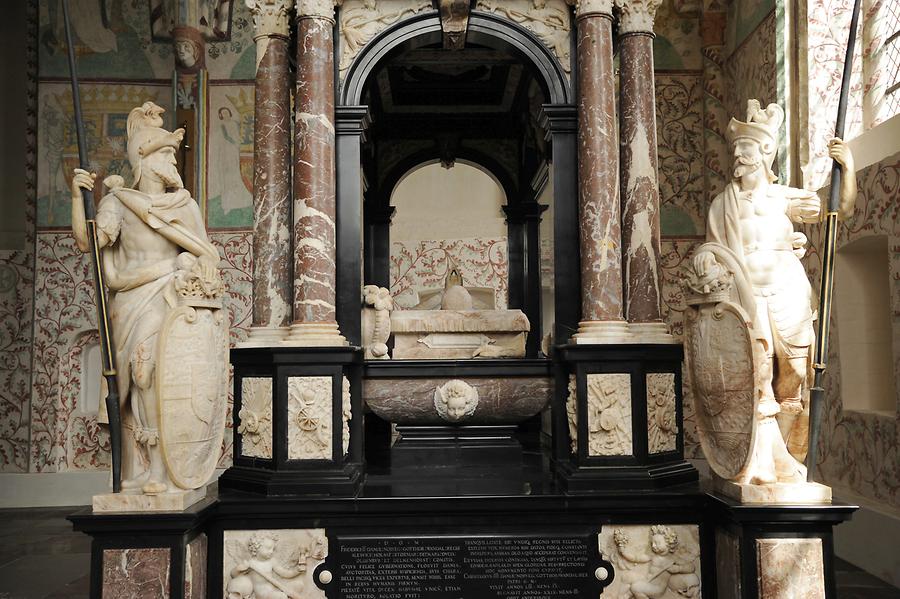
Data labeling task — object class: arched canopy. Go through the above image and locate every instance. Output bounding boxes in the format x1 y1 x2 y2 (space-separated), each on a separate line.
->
340 10 572 106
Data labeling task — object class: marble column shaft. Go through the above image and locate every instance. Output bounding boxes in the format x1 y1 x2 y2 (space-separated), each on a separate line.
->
293 15 338 327
576 9 624 324
619 31 663 324
251 33 293 333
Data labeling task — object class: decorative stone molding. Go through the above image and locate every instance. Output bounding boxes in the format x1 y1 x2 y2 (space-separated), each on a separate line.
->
246 0 292 38
567 0 614 18
434 380 479 423
586 373 632 456
339 1 433 75
362 285 392 359
296 0 339 21
647 372 677 454
239 377 274 459
614 0 663 35
224 529 328 599
287 376 333 459
598 524 702 599
478 0 572 73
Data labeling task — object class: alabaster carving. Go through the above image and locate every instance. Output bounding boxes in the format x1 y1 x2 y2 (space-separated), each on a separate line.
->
756 538 825 599
341 376 351 455
614 0 664 34
566 375 578 453
586 373 632 456
287 376 333 460
434 379 479 422
391 310 529 359
598 524 702 599
683 99 856 497
567 0 615 18
296 0 339 20
239 377 273 459
477 0 572 72
224 529 328 599
339 0 433 74
245 0 292 37
362 285 393 359
71 101 227 505
647 373 677 454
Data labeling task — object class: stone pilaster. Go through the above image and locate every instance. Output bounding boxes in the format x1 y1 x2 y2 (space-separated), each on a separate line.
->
615 0 673 343
285 0 348 346
571 0 630 344
242 0 293 346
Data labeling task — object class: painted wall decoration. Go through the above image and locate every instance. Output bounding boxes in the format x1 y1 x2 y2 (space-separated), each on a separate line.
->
207 84 254 229
38 0 256 80
390 238 509 310
36 82 173 229
723 10 777 133
802 153 900 509
724 0 775 56
653 0 702 70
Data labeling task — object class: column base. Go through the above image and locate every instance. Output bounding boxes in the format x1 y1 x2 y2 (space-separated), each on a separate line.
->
237 326 289 347
571 320 632 344
626 322 677 344
282 322 348 347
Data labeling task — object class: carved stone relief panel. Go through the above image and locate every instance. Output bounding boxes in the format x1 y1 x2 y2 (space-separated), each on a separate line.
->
287 376 333 460
341 376 351 456
647 372 677 454
598 524 702 599
566 374 578 453
756 538 825 599
339 0 434 77
586 373 632 456
476 0 572 74
223 529 328 599
239 377 273 459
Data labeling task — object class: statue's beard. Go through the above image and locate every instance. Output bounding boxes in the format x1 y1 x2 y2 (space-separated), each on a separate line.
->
733 155 762 179
151 164 184 190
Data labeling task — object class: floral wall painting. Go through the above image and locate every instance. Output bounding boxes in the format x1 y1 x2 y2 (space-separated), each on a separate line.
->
724 0 776 55
36 82 172 229
206 85 254 229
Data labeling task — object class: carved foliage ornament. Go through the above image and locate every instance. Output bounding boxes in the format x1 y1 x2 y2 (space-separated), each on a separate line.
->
245 0 293 37
613 0 663 34
296 0 341 20
567 0 614 18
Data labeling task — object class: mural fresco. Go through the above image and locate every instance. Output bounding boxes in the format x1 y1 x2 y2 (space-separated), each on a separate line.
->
207 84 254 229
653 0 702 71
724 0 775 55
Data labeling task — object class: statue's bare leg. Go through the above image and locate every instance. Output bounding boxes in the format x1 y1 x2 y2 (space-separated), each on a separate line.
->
773 354 807 443
121 368 152 491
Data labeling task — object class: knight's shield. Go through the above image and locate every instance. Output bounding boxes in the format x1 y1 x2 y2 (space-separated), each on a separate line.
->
684 301 758 481
156 304 229 490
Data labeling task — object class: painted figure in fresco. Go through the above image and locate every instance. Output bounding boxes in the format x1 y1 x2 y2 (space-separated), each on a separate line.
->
688 99 856 482
70 101 223 495
210 104 252 215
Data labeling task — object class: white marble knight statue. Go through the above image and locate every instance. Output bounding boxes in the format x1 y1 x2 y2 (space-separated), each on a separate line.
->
70 101 229 509
683 99 855 499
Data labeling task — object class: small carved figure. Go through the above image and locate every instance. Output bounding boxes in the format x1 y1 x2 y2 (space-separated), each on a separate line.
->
613 526 698 599
229 533 305 599
434 379 479 422
362 285 393 359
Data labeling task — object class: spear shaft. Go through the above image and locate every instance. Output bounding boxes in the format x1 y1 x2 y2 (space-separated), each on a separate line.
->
62 0 122 493
808 0 862 482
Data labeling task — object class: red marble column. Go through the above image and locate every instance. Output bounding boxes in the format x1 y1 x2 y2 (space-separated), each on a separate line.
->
244 0 293 346
286 0 347 346
573 0 630 344
616 0 673 342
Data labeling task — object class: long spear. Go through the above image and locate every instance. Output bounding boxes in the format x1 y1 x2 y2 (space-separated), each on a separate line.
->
808 0 862 482
63 0 122 493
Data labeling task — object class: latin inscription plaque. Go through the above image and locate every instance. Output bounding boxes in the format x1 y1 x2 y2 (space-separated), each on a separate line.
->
332 534 607 599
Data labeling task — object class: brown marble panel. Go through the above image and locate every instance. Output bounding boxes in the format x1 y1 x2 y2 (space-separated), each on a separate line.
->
252 36 293 329
294 17 338 325
102 547 171 598
620 33 663 324
756 538 825 599
576 14 623 322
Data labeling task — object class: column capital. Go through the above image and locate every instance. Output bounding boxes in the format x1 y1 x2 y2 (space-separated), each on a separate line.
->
246 0 292 38
295 0 340 21
567 0 614 19
614 0 663 35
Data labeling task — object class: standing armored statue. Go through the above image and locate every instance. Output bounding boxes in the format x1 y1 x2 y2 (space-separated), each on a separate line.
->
71 102 228 501
684 99 855 489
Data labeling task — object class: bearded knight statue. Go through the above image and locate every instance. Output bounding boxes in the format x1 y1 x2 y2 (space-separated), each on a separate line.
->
71 102 229 510
683 100 855 500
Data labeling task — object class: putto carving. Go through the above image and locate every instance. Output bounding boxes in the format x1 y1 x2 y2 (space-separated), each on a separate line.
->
339 1 433 74
647 373 677 454
224 529 328 599
434 380 479 422
614 0 664 35
478 0 572 73
246 0 292 37
586 373 632 456
239 378 273 459
287 376 333 459
599 524 702 599
362 285 393 359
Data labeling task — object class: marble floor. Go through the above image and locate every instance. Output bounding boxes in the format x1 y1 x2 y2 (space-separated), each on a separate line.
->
0 506 897 598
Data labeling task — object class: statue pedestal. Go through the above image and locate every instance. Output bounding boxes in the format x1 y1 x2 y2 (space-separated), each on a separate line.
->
712 476 832 504
92 486 208 513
